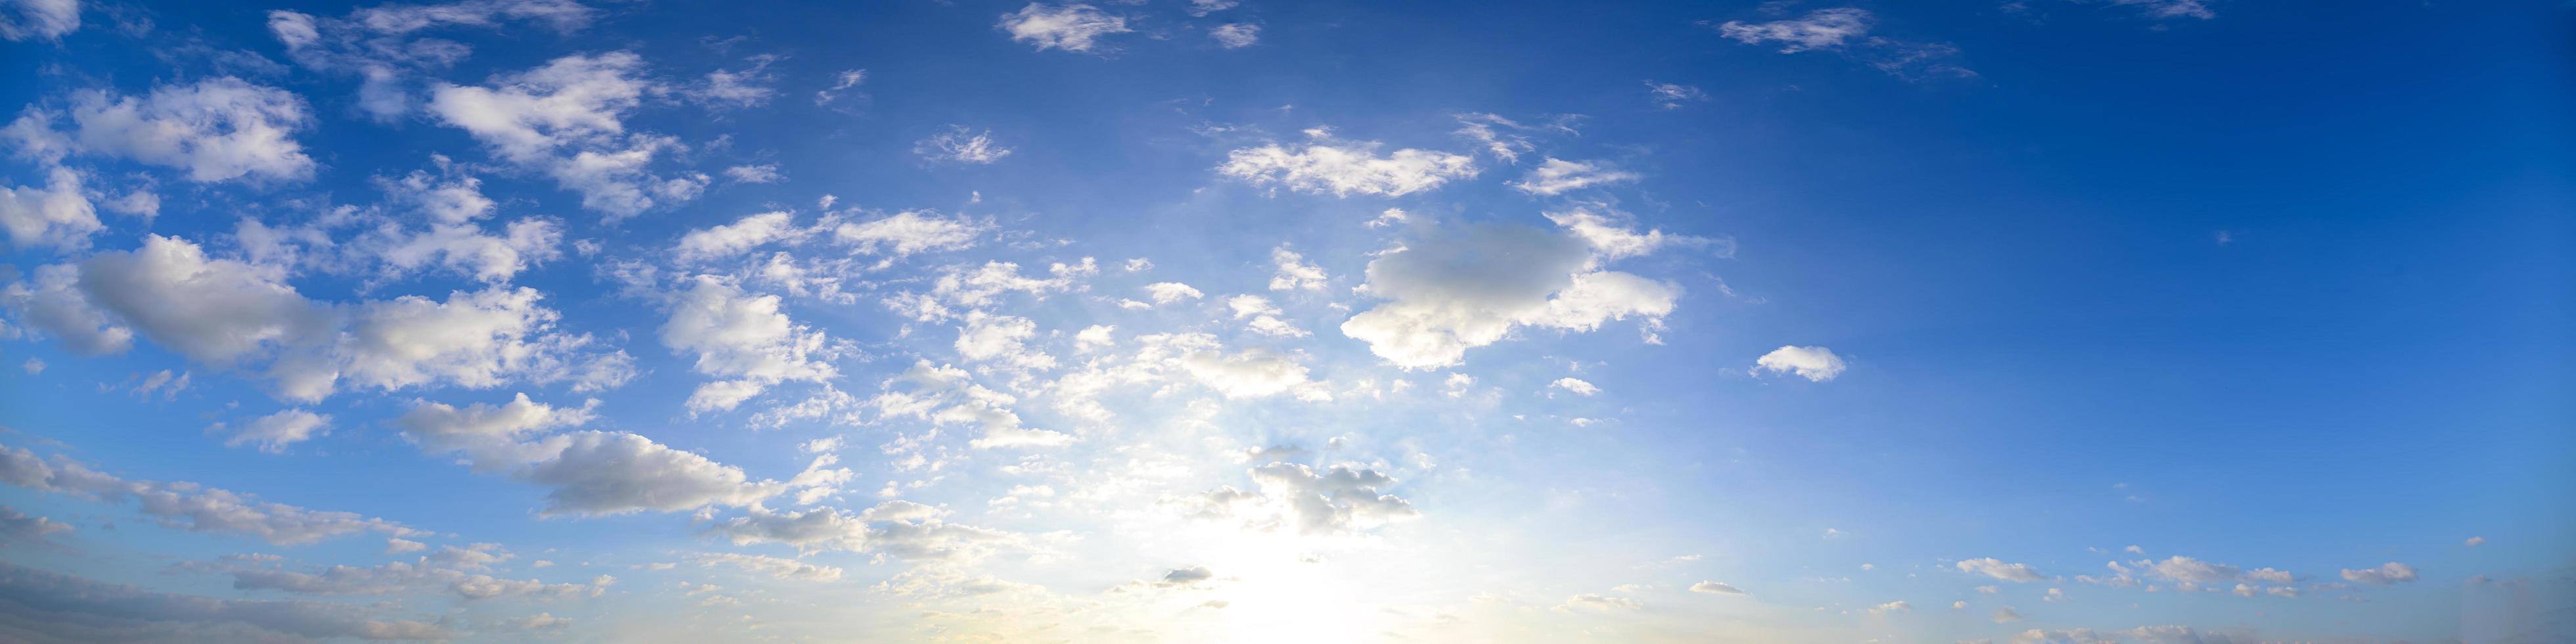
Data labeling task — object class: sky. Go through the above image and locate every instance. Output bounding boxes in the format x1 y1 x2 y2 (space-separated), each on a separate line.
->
0 0 2570 642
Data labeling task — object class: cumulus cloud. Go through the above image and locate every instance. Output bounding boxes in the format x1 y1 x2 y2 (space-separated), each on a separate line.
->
1550 377 1599 396
1753 345 1847 382
1143 281 1204 305
1510 158 1640 196
1210 22 1258 49
0 165 101 250
835 210 987 262
1268 246 1329 291
515 431 783 517
429 52 706 219
689 551 844 582
707 500 1021 561
998 3 1130 53
660 275 837 413
1958 558 2050 583
1175 461 1416 535
1220 128 1477 197
873 360 1070 449
11 78 316 183
267 0 595 120
674 211 808 263
1689 580 1746 595
1341 221 1680 369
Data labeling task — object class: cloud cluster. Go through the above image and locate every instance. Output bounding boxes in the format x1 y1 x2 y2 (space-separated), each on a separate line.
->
429 52 706 218
0 443 424 545
1341 218 1680 369
1220 128 1478 197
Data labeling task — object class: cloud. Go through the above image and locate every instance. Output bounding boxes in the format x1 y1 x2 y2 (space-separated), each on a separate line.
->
1557 593 1642 612
1959 558 2050 583
1689 580 1746 595
0 562 451 641
915 126 1013 164
1220 128 1478 197
221 409 332 453
1510 158 1640 196
1341 221 1679 369
722 164 783 184
1210 22 1258 49
955 310 1057 371
392 392 596 471
1550 377 1599 396
998 3 1130 53
660 275 837 413
1268 246 1329 291
2101 0 2214 20
1143 281 1204 304
1715 8 1873 53
2464 536 2485 547
834 210 987 261
1156 566 1214 587
514 431 783 517
1753 346 1847 382
706 500 1021 561
0 165 101 250
1994 606 2025 623
689 54 778 108
17 78 316 182
1870 599 1911 614
2339 562 2416 586
689 552 844 582
0 0 80 41
1645 81 1706 109
675 211 809 263
1176 462 1417 535
0 443 424 545
0 505 72 549
428 52 707 218
267 0 595 120
873 360 1070 449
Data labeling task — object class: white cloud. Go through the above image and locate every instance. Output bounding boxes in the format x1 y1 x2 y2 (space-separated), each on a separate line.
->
428 52 705 219
2464 536 2485 547
1220 129 1477 197
2339 562 2416 585
1716 8 1872 53
393 392 596 471
1341 222 1678 369
0 165 100 250
1143 281 1204 304
515 431 783 517
18 78 317 183
834 210 987 261
1753 346 1847 382
1645 81 1707 109
1186 0 1238 16
690 54 778 108
675 211 807 263
723 164 783 184
998 3 1130 53
1959 558 2049 584
0 0 80 41
955 310 1056 371
222 409 332 453
1178 462 1417 535
1558 593 1642 612
1544 204 1716 260
707 500 1021 561
1510 158 1640 196
266 0 596 120
915 126 1013 164
1550 377 1599 396
814 68 867 105
660 275 836 413
690 552 843 582
1870 600 1911 614
1268 245 1329 291
1689 580 1746 595
1210 22 1258 49
873 360 1070 449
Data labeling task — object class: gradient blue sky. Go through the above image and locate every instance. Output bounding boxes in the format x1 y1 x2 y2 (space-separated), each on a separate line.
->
0 0 2569 642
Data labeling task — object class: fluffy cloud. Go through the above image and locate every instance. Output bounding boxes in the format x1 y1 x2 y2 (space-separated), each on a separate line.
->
1753 345 1847 382
1143 281 1204 305
1210 23 1258 49
1959 558 2050 583
393 392 595 470
1220 128 1477 197
674 211 808 263
1510 158 1640 196
1715 8 1872 53
955 310 1056 371
0 165 101 250
13 78 315 183
1689 580 1746 595
1268 246 1329 291
1341 221 1680 369
0 443 423 545
660 275 836 413
872 360 1070 448
689 552 844 582
998 3 1129 53
1550 377 1598 396
1176 461 1416 535
429 52 706 218
834 210 986 260
267 0 595 120
515 431 783 517
221 409 332 453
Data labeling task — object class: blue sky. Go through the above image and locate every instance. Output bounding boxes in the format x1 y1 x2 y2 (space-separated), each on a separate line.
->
0 0 2569 642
